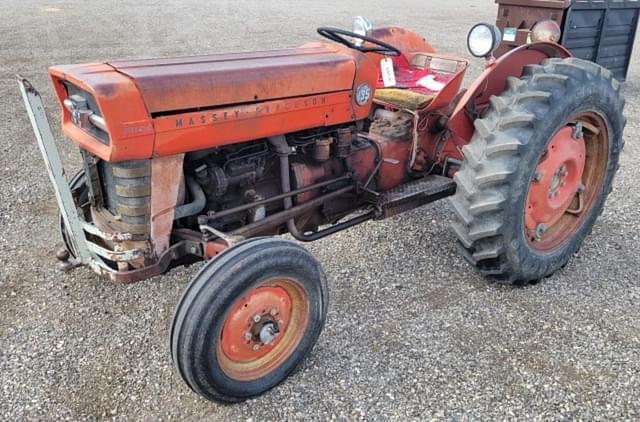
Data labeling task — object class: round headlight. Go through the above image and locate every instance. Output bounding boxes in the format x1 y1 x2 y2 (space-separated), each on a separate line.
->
355 83 372 106
467 23 502 58
531 20 561 43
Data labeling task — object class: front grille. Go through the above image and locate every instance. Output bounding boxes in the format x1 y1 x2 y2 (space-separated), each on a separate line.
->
63 82 110 145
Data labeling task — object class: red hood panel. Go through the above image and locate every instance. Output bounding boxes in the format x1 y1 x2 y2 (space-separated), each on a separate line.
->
107 44 357 114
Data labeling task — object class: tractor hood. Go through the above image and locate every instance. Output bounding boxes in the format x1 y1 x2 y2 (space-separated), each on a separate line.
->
108 44 357 115
48 42 376 162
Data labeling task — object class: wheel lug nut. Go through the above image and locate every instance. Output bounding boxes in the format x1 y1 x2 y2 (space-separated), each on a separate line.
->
535 224 546 240
252 314 261 323
252 344 261 351
278 319 284 326
244 332 252 341
270 308 278 316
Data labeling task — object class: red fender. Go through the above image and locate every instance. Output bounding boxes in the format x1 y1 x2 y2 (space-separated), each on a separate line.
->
368 27 435 67
447 42 571 144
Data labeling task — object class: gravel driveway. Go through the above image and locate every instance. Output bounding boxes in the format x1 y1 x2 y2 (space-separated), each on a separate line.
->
1 0 639 420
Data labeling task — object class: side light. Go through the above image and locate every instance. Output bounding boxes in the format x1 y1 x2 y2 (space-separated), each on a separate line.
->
467 23 502 58
531 20 561 44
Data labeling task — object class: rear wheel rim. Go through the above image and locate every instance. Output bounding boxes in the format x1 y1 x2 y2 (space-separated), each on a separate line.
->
525 111 609 251
217 278 310 381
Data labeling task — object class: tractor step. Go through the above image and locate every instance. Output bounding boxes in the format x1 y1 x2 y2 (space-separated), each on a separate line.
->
379 175 456 219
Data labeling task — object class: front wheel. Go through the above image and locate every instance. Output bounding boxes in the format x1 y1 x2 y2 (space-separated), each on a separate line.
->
451 58 625 284
171 238 328 402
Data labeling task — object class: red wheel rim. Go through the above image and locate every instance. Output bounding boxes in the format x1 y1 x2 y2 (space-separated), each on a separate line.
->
216 278 309 381
525 112 609 251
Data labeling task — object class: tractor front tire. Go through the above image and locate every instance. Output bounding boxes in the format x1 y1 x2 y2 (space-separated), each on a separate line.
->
451 58 625 284
171 238 328 403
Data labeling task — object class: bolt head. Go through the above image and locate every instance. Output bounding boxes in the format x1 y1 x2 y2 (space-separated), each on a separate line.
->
252 344 261 351
244 332 252 341
252 314 261 323
270 308 278 316
56 248 70 262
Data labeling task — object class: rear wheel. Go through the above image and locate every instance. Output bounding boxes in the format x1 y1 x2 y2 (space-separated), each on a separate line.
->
451 58 625 284
171 238 328 402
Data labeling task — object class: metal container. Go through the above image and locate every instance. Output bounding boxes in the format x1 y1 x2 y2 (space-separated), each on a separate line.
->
495 0 640 81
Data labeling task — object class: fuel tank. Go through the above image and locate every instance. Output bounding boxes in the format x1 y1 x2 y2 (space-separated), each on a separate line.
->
49 43 377 162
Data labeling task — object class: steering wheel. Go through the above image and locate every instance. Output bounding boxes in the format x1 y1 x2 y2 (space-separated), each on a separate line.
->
317 27 401 56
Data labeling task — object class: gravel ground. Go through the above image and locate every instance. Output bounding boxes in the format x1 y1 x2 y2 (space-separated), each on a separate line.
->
1 0 639 420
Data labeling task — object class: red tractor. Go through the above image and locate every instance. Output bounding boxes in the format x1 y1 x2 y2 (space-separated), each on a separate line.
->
19 17 625 402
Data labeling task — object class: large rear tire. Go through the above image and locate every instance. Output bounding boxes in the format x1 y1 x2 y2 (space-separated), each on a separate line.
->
171 238 328 402
451 58 625 284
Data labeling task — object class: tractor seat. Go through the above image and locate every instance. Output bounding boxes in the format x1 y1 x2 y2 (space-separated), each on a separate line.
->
374 88 435 110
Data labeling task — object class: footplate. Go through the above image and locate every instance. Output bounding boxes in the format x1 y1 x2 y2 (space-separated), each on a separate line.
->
379 175 456 219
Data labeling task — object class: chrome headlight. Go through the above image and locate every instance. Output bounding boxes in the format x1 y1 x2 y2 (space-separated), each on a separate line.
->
467 23 502 58
62 82 109 145
531 20 561 43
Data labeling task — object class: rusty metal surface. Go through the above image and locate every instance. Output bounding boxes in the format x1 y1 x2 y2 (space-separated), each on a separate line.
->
231 185 355 238
495 0 568 56
378 175 456 218
108 44 357 114
150 155 185 257
447 42 571 143
368 27 435 64
48 65 155 162
49 42 379 161
103 240 200 284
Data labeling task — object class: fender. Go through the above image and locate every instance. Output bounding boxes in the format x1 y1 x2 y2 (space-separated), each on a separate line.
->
368 26 435 66
447 42 571 144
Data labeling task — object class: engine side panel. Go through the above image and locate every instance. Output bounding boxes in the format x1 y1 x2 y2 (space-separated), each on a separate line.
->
153 91 357 156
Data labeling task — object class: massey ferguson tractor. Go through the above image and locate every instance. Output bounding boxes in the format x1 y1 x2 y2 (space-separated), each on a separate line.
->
19 17 625 402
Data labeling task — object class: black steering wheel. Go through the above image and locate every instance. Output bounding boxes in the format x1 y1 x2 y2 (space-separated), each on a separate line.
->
317 27 401 56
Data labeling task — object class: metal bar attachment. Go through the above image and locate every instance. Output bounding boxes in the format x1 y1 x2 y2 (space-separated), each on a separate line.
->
17 75 93 264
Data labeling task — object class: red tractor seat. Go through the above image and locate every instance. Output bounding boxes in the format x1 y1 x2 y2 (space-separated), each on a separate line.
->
374 54 462 110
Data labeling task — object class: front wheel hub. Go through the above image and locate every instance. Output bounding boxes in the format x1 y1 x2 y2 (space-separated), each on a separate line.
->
220 286 291 362
525 126 586 233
